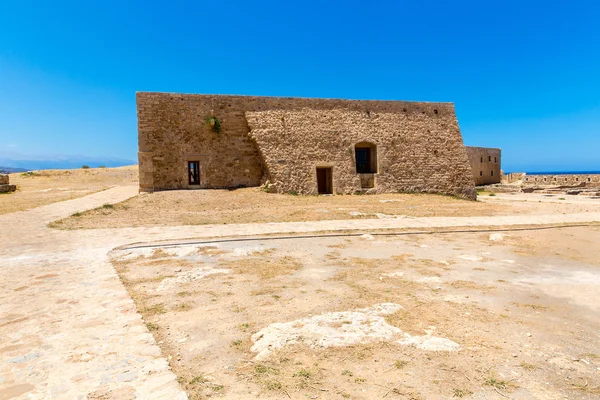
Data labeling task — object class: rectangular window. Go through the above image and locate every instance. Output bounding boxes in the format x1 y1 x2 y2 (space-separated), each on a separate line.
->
480 157 483 163
188 161 200 185
355 148 373 174
488 156 491 162
480 171 483 176
494 157 497 163
491 170 494 176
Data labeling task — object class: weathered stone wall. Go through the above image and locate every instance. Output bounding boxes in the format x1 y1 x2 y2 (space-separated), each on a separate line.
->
523 174 600 187
0 174 16 193
246 108 475 198
137 92 476 199
466 147 501 185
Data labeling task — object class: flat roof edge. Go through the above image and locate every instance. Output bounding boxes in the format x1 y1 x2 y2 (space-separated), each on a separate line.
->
135 91 455 105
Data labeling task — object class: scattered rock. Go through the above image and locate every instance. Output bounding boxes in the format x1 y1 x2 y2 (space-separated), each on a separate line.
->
489 233 505 242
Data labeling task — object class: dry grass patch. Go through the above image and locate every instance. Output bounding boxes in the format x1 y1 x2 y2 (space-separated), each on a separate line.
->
225 256 302 279
50 187 517 229
2 166 138 215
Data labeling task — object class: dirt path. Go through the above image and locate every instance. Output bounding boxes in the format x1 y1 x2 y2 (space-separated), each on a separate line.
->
1 187 600 399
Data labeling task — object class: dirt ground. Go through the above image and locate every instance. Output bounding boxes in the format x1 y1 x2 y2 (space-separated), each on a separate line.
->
0 166 138 214
111 226 600 400
51 187 600 229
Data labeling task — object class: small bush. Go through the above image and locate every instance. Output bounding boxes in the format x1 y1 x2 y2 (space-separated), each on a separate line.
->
72 212 82 217
489 193 496 196
81 165 90 169
102 203 114 209
205 116 221 133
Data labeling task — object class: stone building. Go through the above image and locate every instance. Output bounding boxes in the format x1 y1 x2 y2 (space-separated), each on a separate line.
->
0 174 16 193
137 92 477 200
466 146 501 186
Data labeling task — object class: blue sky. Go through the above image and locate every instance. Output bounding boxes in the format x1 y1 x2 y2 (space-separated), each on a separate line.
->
1 0 599 172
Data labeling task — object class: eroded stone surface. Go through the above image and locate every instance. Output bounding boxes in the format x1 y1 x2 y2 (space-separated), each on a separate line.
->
250 303 460 360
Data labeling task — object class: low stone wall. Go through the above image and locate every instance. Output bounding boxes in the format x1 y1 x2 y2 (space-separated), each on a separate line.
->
0 174 16 193
0 184 16 193
523 174 600 187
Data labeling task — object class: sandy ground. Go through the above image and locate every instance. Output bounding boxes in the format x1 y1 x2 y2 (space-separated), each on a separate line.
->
50 187 600 229
0 166 138 214
2 167 600 399
112 226 600 400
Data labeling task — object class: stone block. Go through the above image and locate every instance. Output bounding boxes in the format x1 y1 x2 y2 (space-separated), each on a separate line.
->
0 184 16 193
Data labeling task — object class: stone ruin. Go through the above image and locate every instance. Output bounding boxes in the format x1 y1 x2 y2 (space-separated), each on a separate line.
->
0 174 16 193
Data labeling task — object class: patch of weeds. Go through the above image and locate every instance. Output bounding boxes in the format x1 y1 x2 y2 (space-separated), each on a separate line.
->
395 360 409 369
254 364 278 375
489 193 496 196
238 322 250 331
231 339 242 347
189 375 208 385
581 352 599 359
511 302 548 311
453 388 472 397
559 197 565 200
293 368 312 379
71 212 82 217
174 303 192 312
81 165 90 169
520 362 537 371
354 377 366 383
265 380 283 391
145 322 159 332
177 291 191 297
485 377 508 389
341 369 353 376
102 203 114 209
144 303 166 315
272 294 281 300
211 384 224 392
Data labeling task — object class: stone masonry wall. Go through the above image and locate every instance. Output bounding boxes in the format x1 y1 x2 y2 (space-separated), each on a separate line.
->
523 174 600 187
466 147 501 186
137 92 476 199
246 108 475 198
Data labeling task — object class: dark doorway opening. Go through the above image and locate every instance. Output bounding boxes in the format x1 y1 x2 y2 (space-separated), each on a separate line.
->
316 167 332 194
188 161 200 185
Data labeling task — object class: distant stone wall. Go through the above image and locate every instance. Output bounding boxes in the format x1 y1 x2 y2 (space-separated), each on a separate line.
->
246 108 475 198
504 172 525 184
137 92 476 199
0 174 16 193
465 147 501 186
523 174 600 187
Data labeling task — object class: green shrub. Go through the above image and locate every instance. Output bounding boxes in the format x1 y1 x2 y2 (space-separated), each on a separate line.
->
81 165 90 169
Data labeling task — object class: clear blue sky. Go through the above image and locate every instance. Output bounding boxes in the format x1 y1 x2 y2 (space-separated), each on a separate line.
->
1 0 599 172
